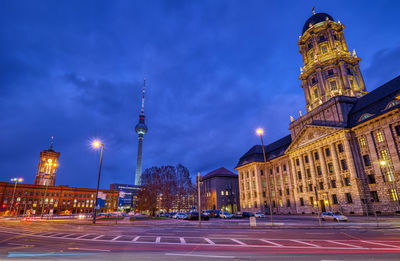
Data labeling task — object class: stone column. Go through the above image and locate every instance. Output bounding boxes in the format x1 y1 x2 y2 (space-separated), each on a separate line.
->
330 143 342 187
308 151 318 187
355 65 366 92
272 164 280 213
299 153 308 191
318 147 330 189
316 68 326 95
339 61 350 89
343 138 358 179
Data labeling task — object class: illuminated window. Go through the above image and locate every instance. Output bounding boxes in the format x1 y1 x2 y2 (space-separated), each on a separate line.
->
359 137 366 148
247 202 251 208
221 191 224 196
376 131 385 143
284 175 288 184
226 191 229 196
314 88 319 99
389 189 398 202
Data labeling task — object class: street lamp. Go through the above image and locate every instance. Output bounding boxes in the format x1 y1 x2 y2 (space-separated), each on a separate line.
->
257 128 274 226
9 178 23 216
92 140 104 224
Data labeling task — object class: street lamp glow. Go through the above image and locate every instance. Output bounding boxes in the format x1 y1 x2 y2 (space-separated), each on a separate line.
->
92 140 102 148
256 128 264 136
380 160 387 166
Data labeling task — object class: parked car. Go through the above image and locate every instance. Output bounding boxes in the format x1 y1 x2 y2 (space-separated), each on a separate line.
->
175 213 187 220
187 212 209 220
242 212 254 218
220 211 233 219
254 212 265 218
169 212 177 218
321 212 348 222
233 212 243 218
211 210 221 218
202 210 211 217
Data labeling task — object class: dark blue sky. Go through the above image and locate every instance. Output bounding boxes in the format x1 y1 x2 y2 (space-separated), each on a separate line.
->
1 1 399 189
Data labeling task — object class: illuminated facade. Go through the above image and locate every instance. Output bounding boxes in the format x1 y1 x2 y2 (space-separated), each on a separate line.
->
236 11 400 215
34 139 60 186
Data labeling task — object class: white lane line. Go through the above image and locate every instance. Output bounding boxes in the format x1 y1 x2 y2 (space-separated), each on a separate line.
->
165 253 235 258
60 234 73 238
132 236 140 242
180 237 186 244
360 240 400 248
291 240 320 248
75 234 90 239
92 235 103 240
155 237 161 243
204 238 215 245
68 247 110 252
112 236 122 241
231 239 247 245
8 243 34 247
260 239 283 247
326 240 362 248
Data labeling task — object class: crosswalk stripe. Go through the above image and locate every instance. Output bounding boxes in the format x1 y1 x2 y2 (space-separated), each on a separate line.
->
259 239 282 247
326 240 362 248
156 237 161 243
360 240 400 248
291 240 320 247
231 239 247 245
76 234 90 239
112 236 122 241
204 238 215 245
180 237 186 244
132 236 140 242
92 235 103 240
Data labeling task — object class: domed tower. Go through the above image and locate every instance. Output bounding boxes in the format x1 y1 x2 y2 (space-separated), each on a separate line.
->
298 9 367 112
134 79 148 186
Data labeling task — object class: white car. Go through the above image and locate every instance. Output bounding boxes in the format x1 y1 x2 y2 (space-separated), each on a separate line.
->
220 211 233 219
175 213 187 219
254 212 265 218
321 212 348 222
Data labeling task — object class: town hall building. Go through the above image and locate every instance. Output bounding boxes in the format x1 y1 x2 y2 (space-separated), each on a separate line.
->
236 11 400 215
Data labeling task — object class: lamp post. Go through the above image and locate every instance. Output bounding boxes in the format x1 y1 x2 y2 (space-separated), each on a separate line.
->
257 128 274 226
92 140 104 224
9 178 23 216
197 172 202 228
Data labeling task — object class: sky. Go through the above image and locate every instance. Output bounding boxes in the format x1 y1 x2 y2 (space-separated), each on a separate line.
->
1 0 400 189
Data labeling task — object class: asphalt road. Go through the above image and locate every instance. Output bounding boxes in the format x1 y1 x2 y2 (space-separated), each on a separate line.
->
1 216 400 260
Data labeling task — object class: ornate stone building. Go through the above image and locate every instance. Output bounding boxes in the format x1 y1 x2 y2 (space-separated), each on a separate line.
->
34 139 60 186
236 12 400 215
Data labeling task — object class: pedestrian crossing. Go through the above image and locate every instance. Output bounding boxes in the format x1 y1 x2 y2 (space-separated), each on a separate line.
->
28 231 400 250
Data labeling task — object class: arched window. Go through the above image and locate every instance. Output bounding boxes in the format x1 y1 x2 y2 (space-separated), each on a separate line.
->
358 113 374 122
384 100 400 110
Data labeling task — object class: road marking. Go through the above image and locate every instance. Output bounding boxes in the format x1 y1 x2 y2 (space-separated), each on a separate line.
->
60 234 73 238
75 234 90 239
165 253 235 258
132 236 140 242
231 239 247 245
291 240 320 247
68 247 111 252
360 240 400 248
260 239 283 247
204 238 215 245
92 235 103 240
7 243 34 247
180 237 186 244
111 236 122 241
326 240 362 248
155 237 161 243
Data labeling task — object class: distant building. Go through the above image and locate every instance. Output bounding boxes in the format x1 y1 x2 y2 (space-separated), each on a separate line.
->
0 182 118 215
200 167 240 213
110 183 141 211
236 11 400 215
34 138 60 186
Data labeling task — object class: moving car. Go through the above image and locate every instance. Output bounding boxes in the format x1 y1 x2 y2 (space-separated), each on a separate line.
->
219 211 233 219
254 212 265 218
187 212 209 220
321 212 348 222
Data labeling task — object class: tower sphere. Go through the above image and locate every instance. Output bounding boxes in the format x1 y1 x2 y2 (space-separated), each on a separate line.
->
135 121 148 135
302 13 334 34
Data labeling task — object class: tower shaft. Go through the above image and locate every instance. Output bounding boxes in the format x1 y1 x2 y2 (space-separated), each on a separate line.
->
135 135 144 185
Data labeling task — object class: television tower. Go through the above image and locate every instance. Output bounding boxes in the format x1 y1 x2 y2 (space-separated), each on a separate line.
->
134 79 148 185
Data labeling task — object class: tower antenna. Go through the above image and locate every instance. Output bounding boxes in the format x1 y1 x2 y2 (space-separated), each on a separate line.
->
141 78 146 115
312 7 316 15
49 136 54 151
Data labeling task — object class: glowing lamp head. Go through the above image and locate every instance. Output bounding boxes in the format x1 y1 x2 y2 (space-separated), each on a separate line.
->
256 128 264 136
92 140 102 148
18 178 23 182
380 160 387 166
324 200 329 204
